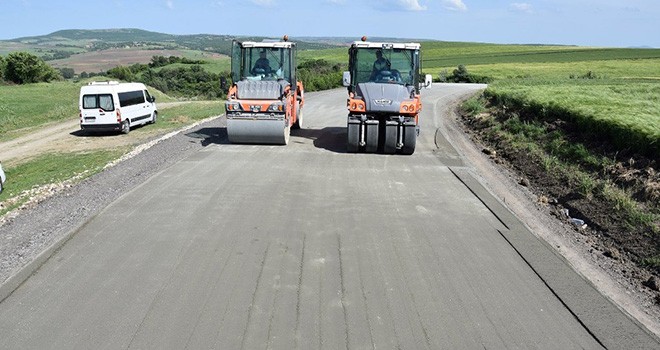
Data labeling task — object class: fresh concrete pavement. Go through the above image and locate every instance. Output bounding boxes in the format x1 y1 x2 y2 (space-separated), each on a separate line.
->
0 85 657 349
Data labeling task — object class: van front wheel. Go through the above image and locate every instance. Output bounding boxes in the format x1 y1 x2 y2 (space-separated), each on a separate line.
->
121 120 130 134
150 111 157 124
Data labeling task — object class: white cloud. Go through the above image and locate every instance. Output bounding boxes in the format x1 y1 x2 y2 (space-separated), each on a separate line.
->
166 0 174 10
377 0 427 12
442 0 467 11
250 0 274 6
400 0 426 11
510 2 533 13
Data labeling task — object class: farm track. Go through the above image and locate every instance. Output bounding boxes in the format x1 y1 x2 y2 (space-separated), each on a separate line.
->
0 102 191 166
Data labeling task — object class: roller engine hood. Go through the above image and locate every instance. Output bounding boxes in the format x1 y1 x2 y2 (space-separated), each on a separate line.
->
356 83 415 114
236 80 290 100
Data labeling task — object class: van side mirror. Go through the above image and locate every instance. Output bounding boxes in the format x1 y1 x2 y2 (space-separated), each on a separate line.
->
149 96 156 103
424 74 433 88
342 71 351 87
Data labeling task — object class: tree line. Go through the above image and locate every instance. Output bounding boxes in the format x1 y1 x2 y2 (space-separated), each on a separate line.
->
106 55 229 99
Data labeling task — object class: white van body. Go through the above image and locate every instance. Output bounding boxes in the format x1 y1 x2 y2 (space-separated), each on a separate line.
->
0 161 6 194
79 81 157 134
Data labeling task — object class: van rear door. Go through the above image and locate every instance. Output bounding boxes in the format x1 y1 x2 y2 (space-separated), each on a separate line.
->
81 93 116 125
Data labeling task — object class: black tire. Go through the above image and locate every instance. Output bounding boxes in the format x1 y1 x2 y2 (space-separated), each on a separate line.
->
347 121 360 153
283 124 290 145
365 120 379 153
150 111 158 124
292 103 302 129
383 123 397 154
401 125 417 155
121 119 130 134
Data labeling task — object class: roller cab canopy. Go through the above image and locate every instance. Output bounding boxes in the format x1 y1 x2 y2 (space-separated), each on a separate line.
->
346 41 423 93
231 40 297 91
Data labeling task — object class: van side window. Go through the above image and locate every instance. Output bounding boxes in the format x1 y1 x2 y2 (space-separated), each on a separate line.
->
144 90 152 103
118 90 146 107
83 94 114 111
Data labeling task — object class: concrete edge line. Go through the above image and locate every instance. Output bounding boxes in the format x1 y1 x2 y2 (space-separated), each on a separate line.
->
449 166 660 349
0 115 223 304
0 217 93 304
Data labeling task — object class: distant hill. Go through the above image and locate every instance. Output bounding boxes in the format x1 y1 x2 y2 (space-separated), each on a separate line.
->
11 28 178 43
0 28 353 72
2 28 344 56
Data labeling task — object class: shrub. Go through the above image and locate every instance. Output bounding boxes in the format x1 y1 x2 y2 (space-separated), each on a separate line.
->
297 59 344 92
59 68 75 79
3 52 61 84
0 56 5 82
449 64 492 84
107 65 135 81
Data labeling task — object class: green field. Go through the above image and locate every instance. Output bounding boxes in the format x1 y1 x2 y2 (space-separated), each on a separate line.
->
413 43 660 155
421 42 660 67
0 82 80 139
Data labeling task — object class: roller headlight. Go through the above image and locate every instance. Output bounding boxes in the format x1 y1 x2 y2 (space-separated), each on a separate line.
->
268 103 284 112
226 101 241 111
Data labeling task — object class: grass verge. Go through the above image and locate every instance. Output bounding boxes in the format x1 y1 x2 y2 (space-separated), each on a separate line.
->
0 150 127 216
152 101 223 130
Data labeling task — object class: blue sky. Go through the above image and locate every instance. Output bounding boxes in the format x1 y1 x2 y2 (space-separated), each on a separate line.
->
1 0 658 47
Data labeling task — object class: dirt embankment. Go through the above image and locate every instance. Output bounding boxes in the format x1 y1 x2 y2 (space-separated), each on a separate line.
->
456 104 660 329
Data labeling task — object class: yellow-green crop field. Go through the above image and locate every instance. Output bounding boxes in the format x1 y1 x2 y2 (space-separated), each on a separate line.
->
424 42 660 154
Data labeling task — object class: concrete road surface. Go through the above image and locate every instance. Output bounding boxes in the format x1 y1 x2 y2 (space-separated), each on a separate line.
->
0 85 657 349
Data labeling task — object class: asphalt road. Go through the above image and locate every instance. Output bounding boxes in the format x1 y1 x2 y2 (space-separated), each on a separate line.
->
0 85 657 349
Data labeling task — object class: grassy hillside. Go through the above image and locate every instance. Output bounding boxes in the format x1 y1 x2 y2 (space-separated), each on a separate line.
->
0 79 175 141
0 29 340 68
13 28 178 43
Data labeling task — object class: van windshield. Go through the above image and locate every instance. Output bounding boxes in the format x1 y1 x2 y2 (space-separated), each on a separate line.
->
83 94 114 111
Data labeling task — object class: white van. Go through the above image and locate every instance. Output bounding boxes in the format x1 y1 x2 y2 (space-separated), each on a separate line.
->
79 81 157 134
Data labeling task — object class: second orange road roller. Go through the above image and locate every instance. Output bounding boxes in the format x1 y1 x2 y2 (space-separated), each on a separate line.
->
342 37 432 155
